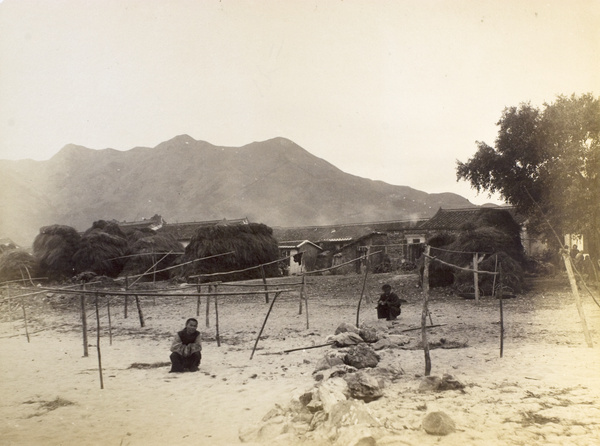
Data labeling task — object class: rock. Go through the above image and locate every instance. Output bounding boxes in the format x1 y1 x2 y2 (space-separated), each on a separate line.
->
316 377 349 412
344 344 380 369
419 374 465 392
334 426 377 446
422 411 456 435
328 400 381 428
314 352 346 372
371 338 392 350
314 364 357 382
335 322 360 335
386 334 412 346
330 331 365 347
343 370 385 402
358 327 379 343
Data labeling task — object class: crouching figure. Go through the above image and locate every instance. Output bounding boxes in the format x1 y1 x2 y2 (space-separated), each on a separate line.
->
169 318 202 373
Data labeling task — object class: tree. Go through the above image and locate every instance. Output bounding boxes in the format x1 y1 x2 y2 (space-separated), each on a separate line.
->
456 93 600 256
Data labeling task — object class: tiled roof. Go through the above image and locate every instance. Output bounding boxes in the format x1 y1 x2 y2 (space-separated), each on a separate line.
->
272 219 425 243
278 240 323 250
418 207 523 230
158 218 249 240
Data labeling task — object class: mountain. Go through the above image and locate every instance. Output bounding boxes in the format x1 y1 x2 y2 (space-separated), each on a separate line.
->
0 135 476 246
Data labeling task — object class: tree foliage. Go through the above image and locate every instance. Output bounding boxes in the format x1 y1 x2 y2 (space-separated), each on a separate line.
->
457 93 600 253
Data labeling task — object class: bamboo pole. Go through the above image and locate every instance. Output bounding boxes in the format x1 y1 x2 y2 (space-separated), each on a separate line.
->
473 252 480 303
196 279 201 317
81 284 88 357
298 274 303 315
20 293 30 343
215 294 221 347
498 262 504 358
251 291 282 360
134 295 145 327
205 285 211 328
106 295 113 346
302 274 309 329
562 250 593 347
124 276 129 319
95 292 104 389
422 245 432 376
260 265 269 303
355 248 370 327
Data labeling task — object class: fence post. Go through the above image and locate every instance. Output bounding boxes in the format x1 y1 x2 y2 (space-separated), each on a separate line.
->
81 284 88 357
473 253 480 302
260 265 269 303
422 245 432 376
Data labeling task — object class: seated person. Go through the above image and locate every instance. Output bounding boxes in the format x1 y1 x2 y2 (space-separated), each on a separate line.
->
377 284 407 321
169 318 202 373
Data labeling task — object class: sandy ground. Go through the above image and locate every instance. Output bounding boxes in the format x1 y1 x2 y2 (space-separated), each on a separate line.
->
1 273 599 445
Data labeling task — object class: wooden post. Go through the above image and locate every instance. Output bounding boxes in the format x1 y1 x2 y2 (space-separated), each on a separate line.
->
498 263 504 358
356 248 370 327
205 285 211 328
303 274 309 329
422 245 432 376
134 294 145 327
260 265 269 303
95 292 104 389
106 295 113 346
562 250 593 347
21 293 30 343
251 291 281 360
124 276 129 319
473 252 480 303
81 285 88 357
215 294 221 347
196 279 201 317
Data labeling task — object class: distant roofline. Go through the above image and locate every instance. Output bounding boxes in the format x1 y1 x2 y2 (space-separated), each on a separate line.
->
271 218 428 231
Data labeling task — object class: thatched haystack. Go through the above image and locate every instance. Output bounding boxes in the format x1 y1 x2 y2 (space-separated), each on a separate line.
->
73 222 129 278
122 230 183 281
176 223 279 282
426 212 525 293
0 249 39 283
33 225 81 280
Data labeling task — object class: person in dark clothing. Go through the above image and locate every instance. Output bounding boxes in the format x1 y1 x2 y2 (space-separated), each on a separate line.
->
377 284 407 320
169 318 202 373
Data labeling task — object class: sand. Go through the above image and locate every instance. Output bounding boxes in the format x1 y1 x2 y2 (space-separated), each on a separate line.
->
1 273 599 445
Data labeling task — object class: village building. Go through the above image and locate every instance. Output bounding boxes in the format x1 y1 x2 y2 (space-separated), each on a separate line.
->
277 240 322 275
157 218 249 248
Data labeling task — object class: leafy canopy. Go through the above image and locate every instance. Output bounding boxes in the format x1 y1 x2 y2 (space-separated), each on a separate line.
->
456 93 599 250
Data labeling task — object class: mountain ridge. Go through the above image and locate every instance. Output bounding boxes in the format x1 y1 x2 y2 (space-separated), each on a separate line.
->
0 136 478 246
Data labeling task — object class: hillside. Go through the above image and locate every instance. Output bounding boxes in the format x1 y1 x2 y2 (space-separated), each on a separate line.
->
0 135 475 245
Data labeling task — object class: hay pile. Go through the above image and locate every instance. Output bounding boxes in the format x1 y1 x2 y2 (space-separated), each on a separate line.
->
0 249 38 283
32 225 81 280
177 223 279 282
426 209 525 294
72 223 129 278
122 230 183 281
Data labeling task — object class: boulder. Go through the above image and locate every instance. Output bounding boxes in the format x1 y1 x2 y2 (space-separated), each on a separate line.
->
343 370 385 402
358 327 379 343
314 364 357 382
314 352 346 372
330 331 364 347
335 322 360 335
422 411 456 435
344 344 380 369
419 374 465 392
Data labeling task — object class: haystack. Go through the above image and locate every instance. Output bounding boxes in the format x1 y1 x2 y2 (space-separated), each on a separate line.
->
73 223 129 278
426 214 525 293
33 225 81 280
176 223 279 282
0 249 39 283
122 230 183 281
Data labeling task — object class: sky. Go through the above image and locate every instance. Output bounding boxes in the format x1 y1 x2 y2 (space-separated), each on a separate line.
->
1 0 598 206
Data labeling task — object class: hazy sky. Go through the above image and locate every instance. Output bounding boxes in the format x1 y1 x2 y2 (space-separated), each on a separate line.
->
1 0 598 205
